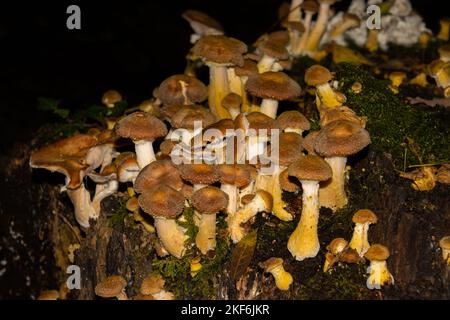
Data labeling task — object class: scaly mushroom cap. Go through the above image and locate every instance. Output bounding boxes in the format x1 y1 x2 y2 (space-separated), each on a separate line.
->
258 40 289 60
285 21 305 33
277 132 303 166
115 111 168 141
140 274 165 295
159 140 177 156
154 75 208 105
29 134 99 189
288 155 332 182
305 65 333 86
314 120 371 157
171 105 217 130
245 72 302 100
134 160 184 193
259 257 283 272
191 186 229 214
182 10 224 33
302 0 319 13
222 92 242 110
276 110 311 131
320 106 366 128
95 275 127 298
352 209 378 224
364 244 390 261
267 31 290 46
279 168 300 192
192 35 247 66
235 112 279 134
179 163 220 185
234 59 258 77
102 90 122 107
160 104 183 123
138 184 185 219
302 131 320 155
218 164 251 187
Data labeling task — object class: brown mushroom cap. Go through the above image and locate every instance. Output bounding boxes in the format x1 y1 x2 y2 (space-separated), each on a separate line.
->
192 35 247 66
258 40 289 60
134 160 183 193
191 186 229 214
302 0 319 13
340 248 363 263
95 275 127 298
159 140 178 156
279 168 300 192
320 106 366 128
302 131 320 155
364 244 390 261
246 71 302 100
276 110 310 131
115 111 168 141
314 120 371 157
160 104 183 122
126 197 139 212
222 92 242 111
285 21 305 33
277 132 303 166
37 290 60 300
182 10 224 32
171 105 217 130
179 163 220 185
140 274 165 295
267 31 290 46
327 238 348 255
29 134 99 189
234 59 258 77
352 209 378 224
138 184 185 219
154 74 207 105
102 90 122 107
236 112 279 134
259 257 283 272
218 164 251 187
288 155 332 182
305 65 333 86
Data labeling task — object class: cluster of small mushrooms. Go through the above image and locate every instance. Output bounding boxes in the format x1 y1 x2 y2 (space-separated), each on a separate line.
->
31 1 450 299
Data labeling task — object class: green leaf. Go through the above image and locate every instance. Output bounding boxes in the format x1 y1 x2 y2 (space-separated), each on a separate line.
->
229 229 257 282
37 97 70 119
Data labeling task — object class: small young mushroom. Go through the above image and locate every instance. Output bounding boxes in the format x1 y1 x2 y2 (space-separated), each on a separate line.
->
229 190 273 243
221 92 242 120
102 89 122 109
259 257 293 291
256 40 289 73
287 155 332 260
323 238 348 272
134 160 184 194
191 186 229 254
95 275 128 300
349 209 378 257
190 256 202 277
305 65 343 109
439 236 450 266
218 164 251 216
140 273 174 300
437 17 450 42
364 244 394 290
388 71 407 94
275 110 311 136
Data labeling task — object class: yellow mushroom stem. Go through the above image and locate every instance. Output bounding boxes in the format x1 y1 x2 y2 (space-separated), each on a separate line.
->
268 264 293 291
292 10 314 56
305 1 331 53
207 64 232 120
196 213 217 254
438 20 450 41
288 0 303 22
239 76 252 113
221 183 239 216
154 217 188 259
92 180 118 216
316 83 343 109
329 19 359 40
318 156 348 211
288 180 320 261
67 183 97 228
366 260 394 290
227 68 243 98
323 252 337 273
268 167 293 221
257 55 277 73
349 222 371 257
366 29 379 53
134 140 156 169
260 98 279 119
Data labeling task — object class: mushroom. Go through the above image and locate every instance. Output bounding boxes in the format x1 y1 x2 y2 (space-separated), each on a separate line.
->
351 82 362 94
319 106 366 128
182 10 224 43
305 65 343 110
388 71 407 94
88 163 119 215
293 0 319 56
245 71 301 119
302 130 319 155
140 273 174 300
115 112 168 169
234 59 259 112
409 73 429 87
116 152 140 185
221 92 242 120
287 155 332 260
349 209 378 257
134 160 184 194
102 89 122 109
95 275 128 300
37 290 60 300
276 110 310 136
439 236 450 265
256 40 290 73
259 257 293 291
139 99 162 117
218 164 251 216
366 29 379 53
285 21 305 57
314 120 371 211
190 256 202 277
304 0 336 54
287 0 304 22
437 17 450 42
364 244 394 290
438 44 450 63
229 190 273 243
191 186 229 254
192 35 247 119
428 60 450 96
323 238 348 272
329 13 360 41
29 134 100 228
399 166 437 191
138 184 188 259
153 74 208 106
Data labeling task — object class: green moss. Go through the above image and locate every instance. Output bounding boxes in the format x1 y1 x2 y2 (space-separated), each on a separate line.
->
106 197 128 227
335 63 450 169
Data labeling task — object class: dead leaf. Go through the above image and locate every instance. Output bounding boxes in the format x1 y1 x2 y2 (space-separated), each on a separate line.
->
230 230 257 282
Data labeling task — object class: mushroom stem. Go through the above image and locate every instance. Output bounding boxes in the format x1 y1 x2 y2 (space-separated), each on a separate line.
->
318 156 347 211
154 217 188 259
366 260 394 290
257 55 276 73
92 180 119 217
66 184 97 228
269 264 293 291
229 201 259 243
240 77 251 113
221 183 238 216
366 29 379 53
288 0 303 22
288 180 320 260
269 169 293 221
305 2 331 53
196 213 217 254
227 68 243 97
209 65 232 119
247 136 266 161
349 223 370 257
316 83 342 109
293 11 314 56
260 98 279 119
134 140 156 169
329 19 359 40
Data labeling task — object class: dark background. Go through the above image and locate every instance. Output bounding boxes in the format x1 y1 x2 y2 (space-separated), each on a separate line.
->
0 0 444 153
